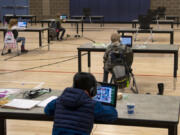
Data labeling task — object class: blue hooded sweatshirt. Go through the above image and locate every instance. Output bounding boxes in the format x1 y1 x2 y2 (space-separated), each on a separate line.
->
44 88 118 135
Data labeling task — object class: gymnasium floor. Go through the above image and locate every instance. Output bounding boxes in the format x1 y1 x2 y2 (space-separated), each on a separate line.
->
0 22 180 135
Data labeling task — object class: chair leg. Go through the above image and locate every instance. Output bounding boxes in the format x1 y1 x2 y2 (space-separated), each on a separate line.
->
1 46 6 55
150 29 154 42
130 72 139 94
89 16 92 23
134 29 139 41
16 43 20 55
110 75 113 84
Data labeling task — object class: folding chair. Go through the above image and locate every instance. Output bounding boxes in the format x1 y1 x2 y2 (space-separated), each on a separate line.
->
134 15 153 42
83 8 91 23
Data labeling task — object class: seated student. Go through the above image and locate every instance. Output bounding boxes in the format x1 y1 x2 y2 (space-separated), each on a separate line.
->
52 14 66 40
8 19 28 53
44 72 118 135
103 33 133 83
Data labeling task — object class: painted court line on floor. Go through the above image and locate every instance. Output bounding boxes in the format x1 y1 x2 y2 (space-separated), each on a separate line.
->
0 81 45 89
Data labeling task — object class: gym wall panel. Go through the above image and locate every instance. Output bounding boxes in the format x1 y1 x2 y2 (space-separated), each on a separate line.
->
70 0 150 22
0 0 29 21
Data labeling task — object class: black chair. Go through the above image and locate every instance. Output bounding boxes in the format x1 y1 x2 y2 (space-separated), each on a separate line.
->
138 15 151 29
156 7 166 19
147 9 158 20
134 15 153 42
83 8 91 22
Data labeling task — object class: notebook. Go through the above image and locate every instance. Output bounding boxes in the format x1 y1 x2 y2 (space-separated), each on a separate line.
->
18 22 27 28
120 36 132 47
93 82 118 107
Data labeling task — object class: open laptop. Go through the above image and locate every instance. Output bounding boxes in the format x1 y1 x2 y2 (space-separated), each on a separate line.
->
93 82 118 107
120 36 132 47
18 22 27 28
60 15 67 20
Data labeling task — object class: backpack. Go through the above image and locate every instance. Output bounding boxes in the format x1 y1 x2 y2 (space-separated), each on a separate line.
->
49 28 57 40
49 21 60 40
107 45 133 88
50 21 60 30
4 31 17 49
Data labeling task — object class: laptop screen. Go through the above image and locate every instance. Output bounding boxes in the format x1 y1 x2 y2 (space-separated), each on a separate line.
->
18 22 27 28
120 36 132 47
60 15 67 20
93 82 118 107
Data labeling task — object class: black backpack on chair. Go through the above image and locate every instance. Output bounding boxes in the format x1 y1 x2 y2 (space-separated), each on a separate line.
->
108 45 133 89
49 21 59 40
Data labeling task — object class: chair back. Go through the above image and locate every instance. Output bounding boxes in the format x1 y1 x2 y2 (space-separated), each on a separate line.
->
138 15 152 29
83 8 91 17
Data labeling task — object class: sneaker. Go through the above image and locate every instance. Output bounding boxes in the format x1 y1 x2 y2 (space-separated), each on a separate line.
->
21 49 28 53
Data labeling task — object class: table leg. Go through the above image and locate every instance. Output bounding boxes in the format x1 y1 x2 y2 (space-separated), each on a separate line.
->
35 16 37 25
0 119 6 135
170 32 173 44
3 31 6 39
48 29 50 44
78 50 81 72
88 51 91 72
171 23 173 29
135 23 137 28
174 52 178 78
77 23 79 35
31 18 33 26
132 23 134 28
103 17 104 27
82 21 83 36
39 31 42 47
177 17 179 27
168 125 177 135
47 29 50 50
75 23 80 38
3 16 5 26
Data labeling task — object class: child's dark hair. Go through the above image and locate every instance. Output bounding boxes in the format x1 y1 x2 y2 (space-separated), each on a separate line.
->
73 72 97 95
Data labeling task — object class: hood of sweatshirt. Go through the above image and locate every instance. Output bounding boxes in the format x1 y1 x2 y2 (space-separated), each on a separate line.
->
59 87 92 109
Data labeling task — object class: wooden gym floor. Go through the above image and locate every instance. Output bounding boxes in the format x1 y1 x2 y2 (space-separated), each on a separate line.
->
0 22 180 135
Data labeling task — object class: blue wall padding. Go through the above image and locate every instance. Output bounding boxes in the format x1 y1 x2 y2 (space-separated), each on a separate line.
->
70 0 150 22
0 0 29 21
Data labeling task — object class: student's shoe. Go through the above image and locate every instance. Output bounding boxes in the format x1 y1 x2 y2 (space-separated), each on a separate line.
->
8 49 11 53
21 49 28 53
21 46 28 53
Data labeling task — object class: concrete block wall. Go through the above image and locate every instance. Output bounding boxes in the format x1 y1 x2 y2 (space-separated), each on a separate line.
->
150 0 180 16
29 0 69 21
29 0 43 20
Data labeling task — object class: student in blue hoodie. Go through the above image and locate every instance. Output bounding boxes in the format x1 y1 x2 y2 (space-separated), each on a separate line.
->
44 72 118 135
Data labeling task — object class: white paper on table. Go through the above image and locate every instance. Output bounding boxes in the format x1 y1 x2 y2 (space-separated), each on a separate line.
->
3 99 40 109
37 96 58 107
